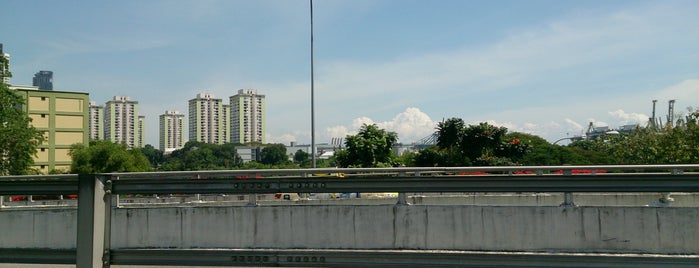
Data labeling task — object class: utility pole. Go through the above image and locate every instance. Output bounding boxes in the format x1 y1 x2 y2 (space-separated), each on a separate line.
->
310 0 316 168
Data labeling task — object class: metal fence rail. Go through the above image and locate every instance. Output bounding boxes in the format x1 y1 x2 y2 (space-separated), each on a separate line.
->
107 249 699 268
2 165 699 267
107 173 699 194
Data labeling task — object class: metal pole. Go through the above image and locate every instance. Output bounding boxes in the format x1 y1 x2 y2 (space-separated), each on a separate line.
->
310 0 316 168
76 174 111 268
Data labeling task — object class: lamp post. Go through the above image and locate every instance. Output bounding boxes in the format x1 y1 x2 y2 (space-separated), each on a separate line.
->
310 0 316 168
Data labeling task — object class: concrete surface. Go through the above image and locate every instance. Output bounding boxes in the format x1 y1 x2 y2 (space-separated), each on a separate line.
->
1 204 698 254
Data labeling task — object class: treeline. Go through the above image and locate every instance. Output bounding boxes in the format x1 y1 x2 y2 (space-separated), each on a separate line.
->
333 113 699 168
68 140 335 173
67 111 699 173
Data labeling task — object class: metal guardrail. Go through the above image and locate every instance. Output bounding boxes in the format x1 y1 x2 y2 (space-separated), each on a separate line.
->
3 248 697 267
2 164 699 267
108 249 699 267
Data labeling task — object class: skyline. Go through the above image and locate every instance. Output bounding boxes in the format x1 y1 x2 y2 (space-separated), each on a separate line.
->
2 0 698 146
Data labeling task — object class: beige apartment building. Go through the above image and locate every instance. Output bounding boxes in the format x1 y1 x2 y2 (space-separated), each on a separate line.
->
11 85 90 173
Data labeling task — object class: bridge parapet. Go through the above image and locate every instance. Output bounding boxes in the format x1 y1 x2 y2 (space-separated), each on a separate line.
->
1 165 699 267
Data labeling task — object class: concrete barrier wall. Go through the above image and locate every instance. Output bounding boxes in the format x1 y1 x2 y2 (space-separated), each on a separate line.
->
0 209 77 249
2 205 698 254
3 192 699 207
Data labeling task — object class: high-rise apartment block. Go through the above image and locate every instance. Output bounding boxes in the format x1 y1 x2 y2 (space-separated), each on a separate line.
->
159 110 184 152
104 96 143 148
188 93 228 144
1 43 10 84
32 70 53 90
88 101 104 140
138 115 145 148
230 89 265 144
10 85 89 173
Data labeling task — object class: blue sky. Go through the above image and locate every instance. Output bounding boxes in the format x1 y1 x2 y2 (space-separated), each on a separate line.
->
2 0 698 146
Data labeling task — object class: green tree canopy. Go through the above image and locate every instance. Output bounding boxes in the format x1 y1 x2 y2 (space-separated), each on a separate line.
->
137 144 163 169
419 119 531 167
584 114 699 164
69 140 151 173
260 143 289 165
0 64 44 175
293 149 311 167
335 124 398 167
160 141 244 171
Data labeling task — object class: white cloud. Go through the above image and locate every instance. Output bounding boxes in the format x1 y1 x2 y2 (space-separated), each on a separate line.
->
608 109 648 125
325 125 350 140
265 133 298 145
322 108 437 144
564 118 583 131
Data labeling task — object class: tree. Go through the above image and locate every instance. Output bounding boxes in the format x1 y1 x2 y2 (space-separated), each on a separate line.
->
293 149 311 167
503 132 551 165
435 118 470 166
436 118 465 150
159 141 243 171
0 59 44 175
413 148 444 167
427 120 530 166
137 144 163 169
260 144 289 165
335 124 398 167
69 140 151 173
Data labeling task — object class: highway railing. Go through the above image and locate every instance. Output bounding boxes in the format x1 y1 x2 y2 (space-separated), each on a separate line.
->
1 164 699 267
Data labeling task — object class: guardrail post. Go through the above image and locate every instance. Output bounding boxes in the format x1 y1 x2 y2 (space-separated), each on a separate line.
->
396 171 409 206
247 173 260 206
0 195 3 207
658 169 682 205
114 176 120 208
248 194 258 206
76 174 112 268
300 172 310 200
560 169 575 207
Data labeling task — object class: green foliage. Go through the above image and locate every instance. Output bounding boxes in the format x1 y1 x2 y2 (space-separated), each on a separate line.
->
137 144 163 169
69 140 151 173
160 141 243 171
293 149 311 167
436 118 464 150
413 148 444 167
260 143 289 165
588 119 699 164
425 119 531 166
335 124 399 167
0 79 45 175
503 132 550 165
395 150 416 167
